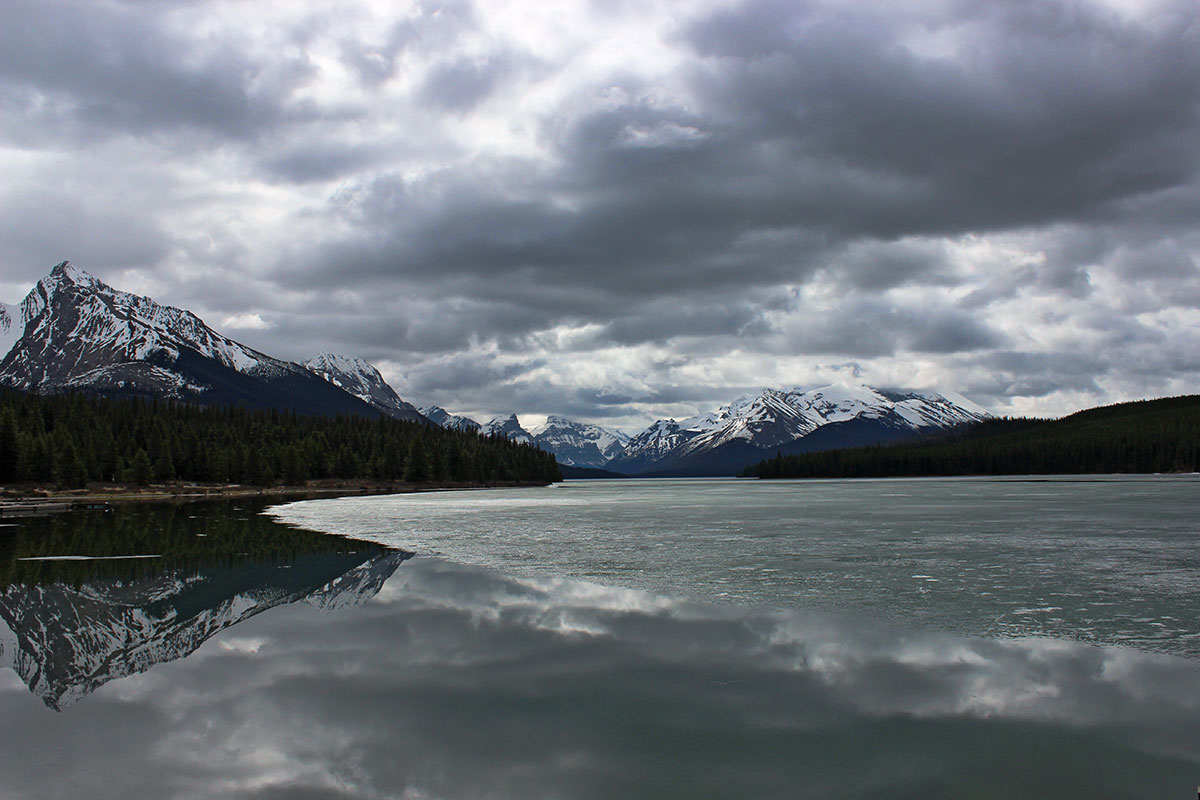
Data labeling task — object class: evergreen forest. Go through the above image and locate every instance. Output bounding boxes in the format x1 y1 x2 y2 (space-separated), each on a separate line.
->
0 390 562 488
742 395 1200 479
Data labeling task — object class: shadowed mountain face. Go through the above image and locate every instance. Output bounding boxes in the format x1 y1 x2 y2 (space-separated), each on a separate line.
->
0 501 409 710
304 352 428 423
0 262 401 418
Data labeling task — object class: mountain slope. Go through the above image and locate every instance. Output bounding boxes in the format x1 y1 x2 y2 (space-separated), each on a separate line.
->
610 383 990 476
304 353 426 423
480 413 535 445
744 394 1200 478
0 262 387 417
420 405 482 433
531 415 630 467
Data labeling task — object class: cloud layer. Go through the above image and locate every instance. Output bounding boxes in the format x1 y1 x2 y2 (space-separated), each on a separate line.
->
2 0 1199 428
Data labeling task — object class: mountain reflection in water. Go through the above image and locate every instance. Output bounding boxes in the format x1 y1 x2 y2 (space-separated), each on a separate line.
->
0 501 409 710
1 501 1199 798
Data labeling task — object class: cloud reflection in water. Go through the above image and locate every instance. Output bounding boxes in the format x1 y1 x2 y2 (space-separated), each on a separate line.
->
2 555 1199 799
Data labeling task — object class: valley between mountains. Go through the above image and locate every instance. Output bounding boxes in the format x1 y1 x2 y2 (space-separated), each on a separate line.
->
1 262 990 477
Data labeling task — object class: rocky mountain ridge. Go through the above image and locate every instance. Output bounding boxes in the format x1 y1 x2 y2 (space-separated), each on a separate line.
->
303 352 425 423
423 384 989 475
607 383 989 475
0 262 420 419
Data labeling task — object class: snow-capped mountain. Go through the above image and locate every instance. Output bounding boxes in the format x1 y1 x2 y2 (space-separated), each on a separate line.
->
608 383 990 475
304 353 426 423
531 415 631 468
0 262 389 418
0 546 409 710
419 405 482 433
480 413 535 445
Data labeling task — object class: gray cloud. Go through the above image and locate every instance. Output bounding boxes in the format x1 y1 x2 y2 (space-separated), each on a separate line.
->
0 0 311 143
419 50 525 112
2 0 1199 424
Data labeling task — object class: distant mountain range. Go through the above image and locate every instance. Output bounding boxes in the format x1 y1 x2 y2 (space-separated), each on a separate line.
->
607 384 989 476
421 385 989 476
1 262 991 477
743 394 1200 479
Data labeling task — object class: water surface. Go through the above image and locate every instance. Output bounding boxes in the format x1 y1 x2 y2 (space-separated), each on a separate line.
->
272 476 1200 657
2 482 1200 798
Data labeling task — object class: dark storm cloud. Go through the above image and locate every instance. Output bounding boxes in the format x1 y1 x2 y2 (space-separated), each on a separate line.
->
684 0 1200 235
401 351 547 394
829 240 961 291
775 298 1006 358
597 301 769 346
0 0 311 143
3 0 1200 419
275 0 1200 362
975 350 1110 399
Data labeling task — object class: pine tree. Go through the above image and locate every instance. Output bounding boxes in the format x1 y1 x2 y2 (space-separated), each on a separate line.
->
0 406 18 483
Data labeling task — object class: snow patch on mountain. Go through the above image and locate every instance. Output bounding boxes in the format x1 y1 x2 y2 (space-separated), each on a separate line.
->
611 382 990 473
304 353 423 422
480 413 535 445
419 405 482 433
532 415 631 466
0 261 297 393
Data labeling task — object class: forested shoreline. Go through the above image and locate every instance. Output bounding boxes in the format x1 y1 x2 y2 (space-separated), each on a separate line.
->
0 390 562 489
742 395 1200 479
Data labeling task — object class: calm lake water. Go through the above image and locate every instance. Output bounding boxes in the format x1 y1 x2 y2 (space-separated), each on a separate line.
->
273 476 1200 657
1 477 1199 798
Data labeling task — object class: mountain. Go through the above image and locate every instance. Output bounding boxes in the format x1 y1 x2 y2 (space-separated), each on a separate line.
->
744 394 1200 479
480 413 535 445
0 262 387 417
532 415 631 468
304 352 426 423
420 405 482 433
609 383 990 476
0 546 409 710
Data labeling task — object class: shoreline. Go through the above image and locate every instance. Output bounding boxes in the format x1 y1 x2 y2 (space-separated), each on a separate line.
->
0 479 555 517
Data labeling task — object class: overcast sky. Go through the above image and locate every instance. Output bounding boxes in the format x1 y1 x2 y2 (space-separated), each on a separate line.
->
2 0 1199 431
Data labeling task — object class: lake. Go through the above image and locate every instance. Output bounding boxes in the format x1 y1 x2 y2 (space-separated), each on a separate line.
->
2 476 1199 798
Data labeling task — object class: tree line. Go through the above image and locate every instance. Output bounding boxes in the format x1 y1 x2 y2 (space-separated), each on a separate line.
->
0 390 562 488
742 395 1200 479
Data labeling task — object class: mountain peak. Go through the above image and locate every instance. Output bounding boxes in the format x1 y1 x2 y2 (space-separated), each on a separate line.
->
419 406 482 433
0 262 404 419
480 413 534 444
46 261 101 289
608 383 991 475
303 353 424 422
529 415 631 467
308 352 373 373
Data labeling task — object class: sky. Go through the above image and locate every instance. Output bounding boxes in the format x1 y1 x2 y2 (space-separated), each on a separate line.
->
1 0 1199 432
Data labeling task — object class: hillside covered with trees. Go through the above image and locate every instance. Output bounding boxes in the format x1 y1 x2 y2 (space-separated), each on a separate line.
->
742 395 1200 479
0 390 562 489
